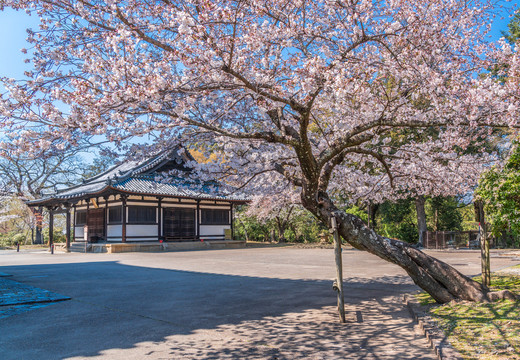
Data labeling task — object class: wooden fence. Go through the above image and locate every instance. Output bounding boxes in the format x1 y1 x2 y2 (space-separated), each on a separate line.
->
423 230 480 249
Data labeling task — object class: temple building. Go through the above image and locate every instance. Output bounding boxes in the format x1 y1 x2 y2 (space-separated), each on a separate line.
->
26 147 248 252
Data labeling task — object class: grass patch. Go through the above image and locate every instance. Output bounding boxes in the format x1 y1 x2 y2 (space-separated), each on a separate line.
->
415 273 520 360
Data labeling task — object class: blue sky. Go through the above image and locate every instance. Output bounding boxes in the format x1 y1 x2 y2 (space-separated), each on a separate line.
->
0 9 39 79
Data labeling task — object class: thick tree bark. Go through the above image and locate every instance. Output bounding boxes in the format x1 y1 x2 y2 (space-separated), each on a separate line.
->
415 196 427 247
369 203 378 229
301 191 517 303
275 217 286 243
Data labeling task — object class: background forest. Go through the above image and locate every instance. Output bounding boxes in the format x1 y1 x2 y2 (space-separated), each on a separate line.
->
234 196 480 245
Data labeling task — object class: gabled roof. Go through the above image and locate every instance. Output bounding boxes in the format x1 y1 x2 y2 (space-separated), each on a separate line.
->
26 147 248 206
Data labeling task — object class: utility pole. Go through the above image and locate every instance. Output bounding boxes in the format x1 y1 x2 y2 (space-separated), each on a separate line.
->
330 215 346 323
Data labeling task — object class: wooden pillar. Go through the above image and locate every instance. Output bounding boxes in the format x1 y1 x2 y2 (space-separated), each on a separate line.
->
35 206 43 244
157 197 162 241
85 199 90 242
121 195 127 243
65 204 71 252
72 205 76 243
103 196 108 242
230 203 234 240
48 207 54 250
196 200 201 240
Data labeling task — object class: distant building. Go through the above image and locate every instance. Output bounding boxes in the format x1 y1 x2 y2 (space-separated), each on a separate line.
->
26 147 247 251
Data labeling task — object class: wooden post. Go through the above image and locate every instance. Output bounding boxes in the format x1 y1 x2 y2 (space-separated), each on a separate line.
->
65 204 71 252
72 204 76 243
103 196 108 242
121 195 127 243
196 200 201 240
330 216 346 323
86 199 90 240
477 202 491 287
157 197 162 241
35 206 43 244
48 207 54 250
230 204 234 240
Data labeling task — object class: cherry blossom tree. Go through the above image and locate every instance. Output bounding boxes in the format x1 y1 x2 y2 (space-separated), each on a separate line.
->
245 193 303 242
0 151 86 243
1 0 520 302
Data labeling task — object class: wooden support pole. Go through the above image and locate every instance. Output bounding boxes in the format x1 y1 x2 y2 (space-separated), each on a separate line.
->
35 206 43 245
230 204 234 240
48 207 54 250
196 200 200 240
331 216 346 323
157 197 162 241
65 204 71 252
121 195 127 243
86 199 90 241
72 204 76 242
103 196 108 242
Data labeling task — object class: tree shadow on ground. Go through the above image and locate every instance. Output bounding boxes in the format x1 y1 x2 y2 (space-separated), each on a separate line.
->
0 261 434 360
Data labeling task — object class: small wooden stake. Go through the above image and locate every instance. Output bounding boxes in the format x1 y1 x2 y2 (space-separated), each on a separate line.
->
331 216 346 323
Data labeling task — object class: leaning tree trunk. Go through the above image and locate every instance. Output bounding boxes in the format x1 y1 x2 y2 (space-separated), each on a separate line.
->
415 196 427 247
302 192 516 303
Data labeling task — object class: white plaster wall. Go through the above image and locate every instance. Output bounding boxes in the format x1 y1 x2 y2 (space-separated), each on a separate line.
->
200 225 230 237
107 225 123 237
126 225 158 237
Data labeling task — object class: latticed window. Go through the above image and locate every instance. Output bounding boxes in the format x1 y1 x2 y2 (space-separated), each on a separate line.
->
76 210 87 225
128 206 156 223
201 209 230 225
108 207 122 224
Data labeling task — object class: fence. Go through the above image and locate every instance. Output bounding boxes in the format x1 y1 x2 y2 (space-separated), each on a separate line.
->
423 231 480 249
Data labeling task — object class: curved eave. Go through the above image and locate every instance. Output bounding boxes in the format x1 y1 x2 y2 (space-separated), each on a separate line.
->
24 185 114 207
25 185 250 207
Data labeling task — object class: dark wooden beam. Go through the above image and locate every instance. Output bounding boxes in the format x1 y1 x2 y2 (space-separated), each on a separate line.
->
65 203 71 251
48 207 54 250
103 196 109 242
157 197 162 241
196 200 201 240
230 204 234 240
86 199 90 242
72 205 76 241
121 195 127 243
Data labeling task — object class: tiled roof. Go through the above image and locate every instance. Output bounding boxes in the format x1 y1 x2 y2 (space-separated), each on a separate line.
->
114 178 247 201
26 147 247 205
